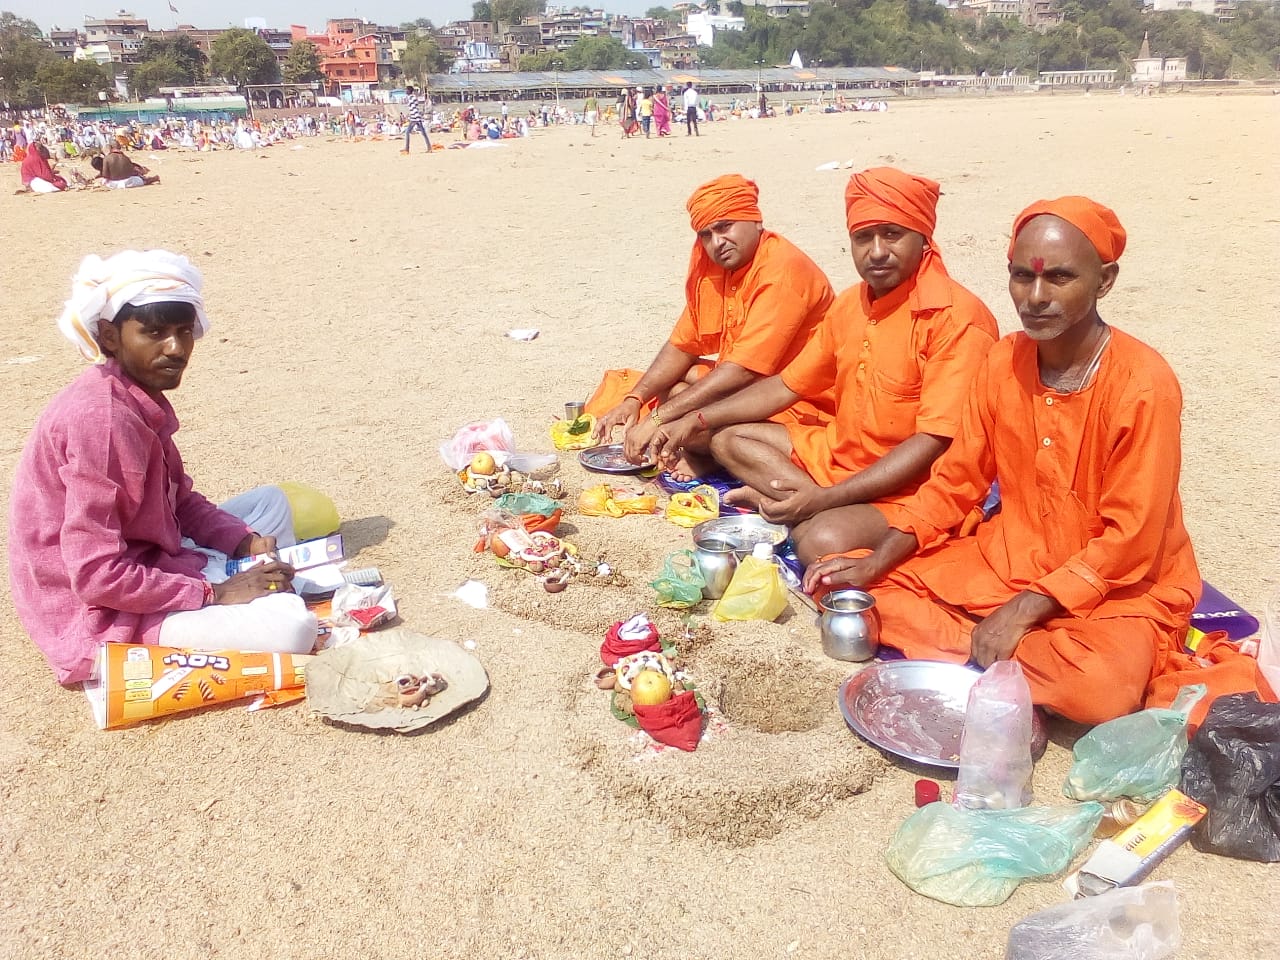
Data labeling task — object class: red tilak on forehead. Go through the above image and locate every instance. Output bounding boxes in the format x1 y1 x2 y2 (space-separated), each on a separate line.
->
1030 257 1045 273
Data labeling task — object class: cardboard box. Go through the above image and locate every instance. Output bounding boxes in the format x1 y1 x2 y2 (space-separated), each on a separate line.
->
1066 789 1207 898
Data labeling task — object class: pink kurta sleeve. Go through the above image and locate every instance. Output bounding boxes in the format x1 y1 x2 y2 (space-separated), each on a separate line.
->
58 407 207 614
173 472 252 554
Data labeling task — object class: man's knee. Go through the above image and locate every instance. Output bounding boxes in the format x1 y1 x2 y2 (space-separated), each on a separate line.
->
1016 622 1156 725
793 505 887 566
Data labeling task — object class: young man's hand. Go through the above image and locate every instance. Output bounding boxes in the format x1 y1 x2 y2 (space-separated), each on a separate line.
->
213 560 295 605
233 533 277 559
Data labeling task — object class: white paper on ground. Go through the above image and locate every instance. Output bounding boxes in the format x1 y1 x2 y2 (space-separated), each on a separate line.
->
454 580 489 609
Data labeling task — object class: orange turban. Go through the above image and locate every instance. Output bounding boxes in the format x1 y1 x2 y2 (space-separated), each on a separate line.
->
1009 197 1126 263
844 167 940 239
686 174 762 233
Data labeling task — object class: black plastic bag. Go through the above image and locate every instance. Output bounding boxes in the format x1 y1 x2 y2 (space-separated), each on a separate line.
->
1179 692 1280 862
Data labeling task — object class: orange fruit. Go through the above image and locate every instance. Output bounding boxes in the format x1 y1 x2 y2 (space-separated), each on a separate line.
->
630 670 672 707
470 452 497 476
490 533 511 558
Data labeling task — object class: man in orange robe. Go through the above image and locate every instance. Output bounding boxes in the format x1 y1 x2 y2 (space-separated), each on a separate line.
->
806 196 1275 725
592 173 835 480
654 168 998 564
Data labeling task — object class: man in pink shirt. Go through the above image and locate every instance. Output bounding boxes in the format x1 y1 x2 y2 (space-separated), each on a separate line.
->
9 250 317 685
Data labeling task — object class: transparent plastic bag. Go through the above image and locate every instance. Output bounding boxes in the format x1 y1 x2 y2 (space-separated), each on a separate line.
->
1005 882 1181 960
954 661 1034 810
1064 684 1205 804
711 547 788 622
650 550 706 609
885 801 1104 907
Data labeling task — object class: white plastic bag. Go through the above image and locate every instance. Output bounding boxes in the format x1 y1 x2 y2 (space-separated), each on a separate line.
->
1259 588 1280 695
439 419 515 471
954 660 1034 810
1005 881 1180 960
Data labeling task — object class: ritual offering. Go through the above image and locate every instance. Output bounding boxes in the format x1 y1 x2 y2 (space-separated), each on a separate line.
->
491 526 587 592
550 413 598 451
664 484 719 528
578 443 654 475
84 644 311 730
305 627 489 733
578 483 657 518
600 614 663 665
457 461 565 499
604 645 705 753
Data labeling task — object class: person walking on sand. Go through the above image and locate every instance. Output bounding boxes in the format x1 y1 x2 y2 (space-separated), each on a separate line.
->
400 86 432 155
653 85 672 137
683 82 700 137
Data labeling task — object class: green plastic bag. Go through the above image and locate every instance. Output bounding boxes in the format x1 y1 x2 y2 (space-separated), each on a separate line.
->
885 802 1104 907
650 550 705 609
493 492 560 517
1063 684 1206 804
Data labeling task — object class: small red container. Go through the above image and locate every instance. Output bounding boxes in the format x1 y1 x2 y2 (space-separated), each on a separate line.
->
914 779 941 807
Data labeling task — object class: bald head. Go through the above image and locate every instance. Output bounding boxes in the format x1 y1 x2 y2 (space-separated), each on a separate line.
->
1008 214 1119 343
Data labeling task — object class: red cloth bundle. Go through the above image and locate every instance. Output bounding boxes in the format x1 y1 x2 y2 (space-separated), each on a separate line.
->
600 617 661 666
633 691 703 751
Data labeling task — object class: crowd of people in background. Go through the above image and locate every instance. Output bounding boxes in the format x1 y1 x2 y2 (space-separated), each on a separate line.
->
5 86 895 193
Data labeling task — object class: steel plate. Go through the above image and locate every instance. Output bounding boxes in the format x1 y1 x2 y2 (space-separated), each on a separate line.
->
690 514 789 556
578 443 653 474
838 660 982 769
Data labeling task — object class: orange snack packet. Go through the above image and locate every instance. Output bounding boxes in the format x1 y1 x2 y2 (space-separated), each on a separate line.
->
84 643 312 730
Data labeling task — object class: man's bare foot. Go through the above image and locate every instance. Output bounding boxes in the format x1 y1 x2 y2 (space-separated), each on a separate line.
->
723 486 767 511
666 451 716 483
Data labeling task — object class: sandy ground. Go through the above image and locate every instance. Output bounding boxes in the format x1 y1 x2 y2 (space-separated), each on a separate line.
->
2 92 1278 960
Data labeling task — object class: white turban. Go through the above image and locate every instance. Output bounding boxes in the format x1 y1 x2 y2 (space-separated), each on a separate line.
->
57 250 208 362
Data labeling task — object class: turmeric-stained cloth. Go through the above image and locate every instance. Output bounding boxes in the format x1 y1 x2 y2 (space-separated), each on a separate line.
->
872 330 1215 724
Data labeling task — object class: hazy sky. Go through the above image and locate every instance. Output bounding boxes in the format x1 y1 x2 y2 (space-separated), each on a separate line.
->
13 0 657 34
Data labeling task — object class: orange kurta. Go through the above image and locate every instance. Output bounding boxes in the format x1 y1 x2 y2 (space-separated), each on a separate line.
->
779 263 997 491
873 328 1204 723
669 230 835 426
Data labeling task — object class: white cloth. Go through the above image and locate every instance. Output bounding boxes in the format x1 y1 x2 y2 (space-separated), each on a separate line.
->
57 249 208 362
29 177 61 194
160 485 315 654
683 87 699 109
105 176 145 189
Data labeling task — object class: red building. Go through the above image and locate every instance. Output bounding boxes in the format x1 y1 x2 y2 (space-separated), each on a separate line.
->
291 21 380 98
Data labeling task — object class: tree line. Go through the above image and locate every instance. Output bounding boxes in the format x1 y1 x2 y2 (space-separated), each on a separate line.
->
700 0 1280 80
3 0 1277 109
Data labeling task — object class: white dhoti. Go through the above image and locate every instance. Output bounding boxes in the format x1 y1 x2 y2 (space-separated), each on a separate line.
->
158 485 317 655
105 176 145 189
